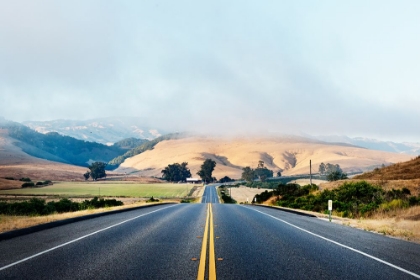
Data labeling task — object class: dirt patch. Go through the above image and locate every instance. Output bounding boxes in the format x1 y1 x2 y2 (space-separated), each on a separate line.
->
230 186 271 203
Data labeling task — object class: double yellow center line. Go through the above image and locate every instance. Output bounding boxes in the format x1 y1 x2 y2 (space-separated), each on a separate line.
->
197 203 216 280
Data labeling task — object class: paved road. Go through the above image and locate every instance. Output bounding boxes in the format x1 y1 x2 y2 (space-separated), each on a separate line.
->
1 191 420 279
201 185 219 203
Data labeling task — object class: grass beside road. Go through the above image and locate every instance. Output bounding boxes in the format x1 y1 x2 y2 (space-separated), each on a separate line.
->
0 200 168 234
0 182 195 198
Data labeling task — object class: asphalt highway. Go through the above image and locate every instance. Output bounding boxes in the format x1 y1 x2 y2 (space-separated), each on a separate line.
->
1 186 419 279
201 185 219 203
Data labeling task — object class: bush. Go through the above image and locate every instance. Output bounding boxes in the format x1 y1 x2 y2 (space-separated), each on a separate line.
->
21 182 35 188
221 193 236 203
4 177 15 180
35 182 44 186
146 196 159 203
0 197 124 216
409 196 419 206
379 199 409 212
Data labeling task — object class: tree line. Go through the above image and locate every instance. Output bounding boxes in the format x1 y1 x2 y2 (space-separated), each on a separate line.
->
161 159 216 183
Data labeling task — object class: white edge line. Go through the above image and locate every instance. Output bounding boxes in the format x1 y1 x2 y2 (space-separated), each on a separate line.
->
248 207 420 279
0 204 179 271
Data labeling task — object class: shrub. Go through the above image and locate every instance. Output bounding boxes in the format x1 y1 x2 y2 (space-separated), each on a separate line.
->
4 177 15 180
409 196 419 206
146 196 159 203
21 182 35 188
379 199 409 212
36 182 44 186
221 193 237 203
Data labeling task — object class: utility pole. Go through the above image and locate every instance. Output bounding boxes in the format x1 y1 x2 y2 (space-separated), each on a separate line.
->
310 160 312 186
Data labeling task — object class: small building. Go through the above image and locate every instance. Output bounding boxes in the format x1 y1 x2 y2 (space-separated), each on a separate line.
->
186 178 202 184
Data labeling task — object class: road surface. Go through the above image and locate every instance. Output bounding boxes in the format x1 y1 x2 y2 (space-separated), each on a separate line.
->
1 186 419 279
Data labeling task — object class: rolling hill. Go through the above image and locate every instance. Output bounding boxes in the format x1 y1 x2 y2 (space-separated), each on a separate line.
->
1 119 132 167
354 155 420 180
0 128 88 183
115 135 413 179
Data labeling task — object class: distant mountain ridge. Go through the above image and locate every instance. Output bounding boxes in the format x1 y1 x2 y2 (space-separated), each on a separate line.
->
0 119 130 167
23 117 165 145
0 118 179 170
301 134 420 156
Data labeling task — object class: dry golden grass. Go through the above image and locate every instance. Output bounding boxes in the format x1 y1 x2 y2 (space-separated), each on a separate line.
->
0 178 22 190
0 199 179 234
355 156 420 180
116 136 411 179
331 206 420 243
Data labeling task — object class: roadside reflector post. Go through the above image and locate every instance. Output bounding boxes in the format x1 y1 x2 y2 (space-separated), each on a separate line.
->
328 200 333 222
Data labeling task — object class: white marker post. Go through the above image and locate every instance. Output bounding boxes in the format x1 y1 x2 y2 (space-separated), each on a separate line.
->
328 200 333 222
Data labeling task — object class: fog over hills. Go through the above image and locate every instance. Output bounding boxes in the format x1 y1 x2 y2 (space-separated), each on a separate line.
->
18 117 420 155
304 134 420 156
23 117 165 145
0 116 415 181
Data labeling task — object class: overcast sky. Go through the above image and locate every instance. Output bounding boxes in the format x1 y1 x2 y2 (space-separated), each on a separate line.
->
1 1 419 142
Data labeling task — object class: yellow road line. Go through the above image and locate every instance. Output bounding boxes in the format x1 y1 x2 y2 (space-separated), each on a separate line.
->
197 203 217 280
197 204 210 280
209 203 216 280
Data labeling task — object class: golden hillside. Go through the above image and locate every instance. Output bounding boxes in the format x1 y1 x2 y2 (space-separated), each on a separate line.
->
355 156 420 180
116 136 412 179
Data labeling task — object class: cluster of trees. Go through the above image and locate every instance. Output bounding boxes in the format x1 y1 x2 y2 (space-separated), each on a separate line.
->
161 162 192 182
83 162 107 181
161 158 217 183
241 161 274 182
319 163 348 181
219 176 234 183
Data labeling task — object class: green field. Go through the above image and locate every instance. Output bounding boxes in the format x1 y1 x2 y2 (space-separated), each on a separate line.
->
0 182 196 198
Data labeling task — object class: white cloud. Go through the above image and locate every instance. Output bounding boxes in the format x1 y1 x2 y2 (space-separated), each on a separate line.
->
0 1 419 142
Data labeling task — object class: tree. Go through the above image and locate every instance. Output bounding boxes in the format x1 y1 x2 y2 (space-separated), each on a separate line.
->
83 171 90 181
197 159 216 183
254 161 273 182
161 162 191 182
319 163 326 175
325 163 348 181
88 162 107 181
219 176 233 183
241 166 255 182
276 171 282 177
326 171 348 181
